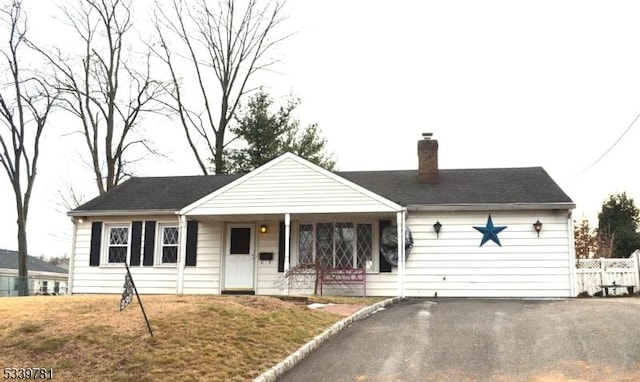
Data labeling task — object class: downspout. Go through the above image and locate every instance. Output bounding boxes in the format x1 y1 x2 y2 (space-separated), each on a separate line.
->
567 211 577 297
284 213 291 296
402 208 407 298
397 211 403 297
177 215 187 294
67 217 78 295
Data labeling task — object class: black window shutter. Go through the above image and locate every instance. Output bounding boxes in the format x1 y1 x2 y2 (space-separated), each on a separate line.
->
185 220 199 266
89 221 103 266
278 221 289 273
379 220 392 272
130 221 143 266
143 221 156 266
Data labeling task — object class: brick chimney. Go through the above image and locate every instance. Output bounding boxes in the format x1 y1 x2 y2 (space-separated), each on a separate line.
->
417 133 439 184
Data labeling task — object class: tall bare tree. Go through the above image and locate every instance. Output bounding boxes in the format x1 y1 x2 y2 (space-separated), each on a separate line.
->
0 1 57 295
40 0 163 194
153 0 287 174
597 225 617 258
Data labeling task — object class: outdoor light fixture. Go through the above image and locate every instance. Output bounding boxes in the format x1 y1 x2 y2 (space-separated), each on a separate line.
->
433 221 442 238
533 220 543 237
260 224 268 234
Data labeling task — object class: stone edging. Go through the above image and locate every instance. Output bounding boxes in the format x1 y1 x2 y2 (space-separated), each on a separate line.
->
253 297 402 382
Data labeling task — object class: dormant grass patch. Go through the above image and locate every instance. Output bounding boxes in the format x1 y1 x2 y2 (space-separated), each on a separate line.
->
0 295 377 381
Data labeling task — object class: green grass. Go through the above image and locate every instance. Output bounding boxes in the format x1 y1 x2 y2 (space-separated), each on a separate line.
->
0 295 381 381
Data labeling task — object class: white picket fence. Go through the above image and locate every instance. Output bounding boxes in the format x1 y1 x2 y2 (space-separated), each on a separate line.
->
575 254 640 296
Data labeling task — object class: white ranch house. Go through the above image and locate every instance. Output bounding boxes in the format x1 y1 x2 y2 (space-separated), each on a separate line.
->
67 136 576 298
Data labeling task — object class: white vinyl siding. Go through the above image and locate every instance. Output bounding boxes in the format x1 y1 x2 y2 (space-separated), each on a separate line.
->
400 210 573 298
255 220 282 295
69 210 573 297
71 217 223 295
184 155 400 215
182 221 223 294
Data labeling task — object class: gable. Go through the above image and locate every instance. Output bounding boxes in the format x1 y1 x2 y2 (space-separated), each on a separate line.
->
181 153 401 215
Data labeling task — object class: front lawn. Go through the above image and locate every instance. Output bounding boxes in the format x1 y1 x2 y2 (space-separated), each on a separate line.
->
0 295 379 381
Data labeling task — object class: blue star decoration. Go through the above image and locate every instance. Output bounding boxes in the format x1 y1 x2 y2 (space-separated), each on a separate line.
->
473 215 507 247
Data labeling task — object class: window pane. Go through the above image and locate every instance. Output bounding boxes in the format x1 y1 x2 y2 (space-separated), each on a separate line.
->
299 224 313 264
230 227 251 254
109 246 127 263
357 224 373 270
163 227 179 245
334 223 354 268
162 247 178 263
110 227 128 245
316 223 333 267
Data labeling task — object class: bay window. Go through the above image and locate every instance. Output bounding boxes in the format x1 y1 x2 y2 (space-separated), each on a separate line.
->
298 221 376 271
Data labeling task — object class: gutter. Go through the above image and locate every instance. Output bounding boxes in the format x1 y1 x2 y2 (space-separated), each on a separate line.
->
67 209 179 217
406 203 576 212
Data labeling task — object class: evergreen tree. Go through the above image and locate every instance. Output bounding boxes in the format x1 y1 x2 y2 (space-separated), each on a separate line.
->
597 192 640 258
223 90 335 173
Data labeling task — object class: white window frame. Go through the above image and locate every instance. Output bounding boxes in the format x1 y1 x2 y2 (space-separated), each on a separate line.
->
102 223 131 266
156 223 180 266
294 220 379 273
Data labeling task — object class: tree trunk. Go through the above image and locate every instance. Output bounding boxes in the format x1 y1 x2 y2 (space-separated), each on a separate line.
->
214 128 226 174
16 212 29 296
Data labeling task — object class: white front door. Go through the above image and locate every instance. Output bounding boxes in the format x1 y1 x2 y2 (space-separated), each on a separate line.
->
224 224 255 290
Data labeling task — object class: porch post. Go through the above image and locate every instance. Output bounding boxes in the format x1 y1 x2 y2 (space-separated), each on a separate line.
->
402 208 407 298
397 211 403 297
284 213 291 296
177 215 187 294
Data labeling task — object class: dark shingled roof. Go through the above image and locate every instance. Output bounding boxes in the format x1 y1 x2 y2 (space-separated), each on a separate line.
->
338 167 574 206
70 167 573 213
0 249 68 274
73 174 242 213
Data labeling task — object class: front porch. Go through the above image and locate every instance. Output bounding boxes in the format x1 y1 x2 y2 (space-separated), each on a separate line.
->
181 211 408 297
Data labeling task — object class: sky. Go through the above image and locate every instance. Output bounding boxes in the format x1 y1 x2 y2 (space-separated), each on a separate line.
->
1 0 640 258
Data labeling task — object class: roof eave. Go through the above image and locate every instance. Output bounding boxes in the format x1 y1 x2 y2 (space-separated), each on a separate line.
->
406 202 576 212
67 209 179 217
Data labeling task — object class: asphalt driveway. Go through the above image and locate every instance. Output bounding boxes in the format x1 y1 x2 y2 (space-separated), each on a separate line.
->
279 298 640 381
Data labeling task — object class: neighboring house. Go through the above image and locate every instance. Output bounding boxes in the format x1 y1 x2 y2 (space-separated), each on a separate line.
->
0 249 69 296
67 135 576 298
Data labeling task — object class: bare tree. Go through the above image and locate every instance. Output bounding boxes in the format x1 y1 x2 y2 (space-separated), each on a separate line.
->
153 0 287 174
597 225 617 258
55 180 86 212
281 260 326 295
40 0 163 194
0 1 57 295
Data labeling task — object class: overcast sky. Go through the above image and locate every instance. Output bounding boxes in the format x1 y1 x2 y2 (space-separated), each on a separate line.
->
2 0 640 257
